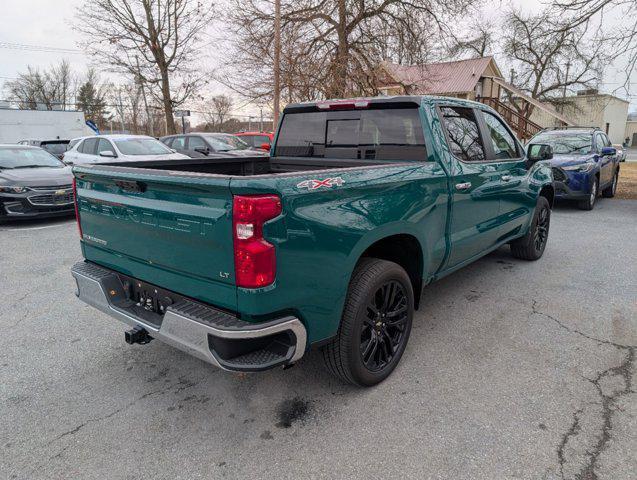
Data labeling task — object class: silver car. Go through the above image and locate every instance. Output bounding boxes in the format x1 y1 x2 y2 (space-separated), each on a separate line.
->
63 134 190 165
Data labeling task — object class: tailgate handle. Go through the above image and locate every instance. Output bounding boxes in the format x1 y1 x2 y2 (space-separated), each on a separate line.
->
115 180 146 193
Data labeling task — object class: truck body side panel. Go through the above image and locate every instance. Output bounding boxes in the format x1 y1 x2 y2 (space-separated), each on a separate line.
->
230 160 449 344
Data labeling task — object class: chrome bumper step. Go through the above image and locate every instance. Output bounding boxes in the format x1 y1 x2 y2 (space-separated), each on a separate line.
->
71 261 307 371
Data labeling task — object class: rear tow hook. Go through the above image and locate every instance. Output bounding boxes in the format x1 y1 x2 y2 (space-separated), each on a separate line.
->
125 326 153 345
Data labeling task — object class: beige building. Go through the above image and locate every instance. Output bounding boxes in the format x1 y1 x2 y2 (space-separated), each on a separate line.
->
625 120 637 147
541 90 630 144
377 57 573 141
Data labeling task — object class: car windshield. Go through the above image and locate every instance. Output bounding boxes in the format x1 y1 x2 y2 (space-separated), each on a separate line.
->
206 134 250 151
113 138 173 156
529 133 593 155
41 142 69 155
0 148 64 169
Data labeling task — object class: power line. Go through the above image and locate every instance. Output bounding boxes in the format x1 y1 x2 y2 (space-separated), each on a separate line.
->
0 42 84 55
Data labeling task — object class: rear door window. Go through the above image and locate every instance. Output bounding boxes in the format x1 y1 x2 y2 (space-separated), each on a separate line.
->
80 138 98 155
171 136 187 149
439 106 486 162
240 136 256 147
97 139 113 155
254 135 270 146
187 136 207 150
275 108 427 161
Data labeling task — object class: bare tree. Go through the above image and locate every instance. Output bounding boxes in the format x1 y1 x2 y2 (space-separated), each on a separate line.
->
448 19 495 59
74 0 214 134
502 9 607 117
198 94 234 131
550 0 637 90
223 0 479 104
6 60 75 110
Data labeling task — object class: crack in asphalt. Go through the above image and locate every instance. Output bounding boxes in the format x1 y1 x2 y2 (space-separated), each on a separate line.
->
530 300 635 480
530 300 634 350
47 389 163 446
557 409 583 479
41 376 202 465
576 348 634 480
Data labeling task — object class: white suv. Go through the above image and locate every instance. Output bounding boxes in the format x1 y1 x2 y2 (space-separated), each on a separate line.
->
63 135 189 165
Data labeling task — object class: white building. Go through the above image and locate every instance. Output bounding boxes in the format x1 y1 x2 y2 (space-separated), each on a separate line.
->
540 90 630 144
0 109 92 143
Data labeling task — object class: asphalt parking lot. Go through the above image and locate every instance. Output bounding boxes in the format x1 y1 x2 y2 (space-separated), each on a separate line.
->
1 200 636 480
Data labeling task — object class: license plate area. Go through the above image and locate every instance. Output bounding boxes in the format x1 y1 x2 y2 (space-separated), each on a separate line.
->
121 275 177 316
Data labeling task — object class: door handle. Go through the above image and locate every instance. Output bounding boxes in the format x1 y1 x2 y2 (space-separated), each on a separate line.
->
455 182 472 191
501 175 512 182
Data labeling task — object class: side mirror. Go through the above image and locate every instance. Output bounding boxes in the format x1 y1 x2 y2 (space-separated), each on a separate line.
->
99 150 116 158
63 159 74 165
260 142 271 151
527 143 553 163
600 146 616 156
194 146 210 155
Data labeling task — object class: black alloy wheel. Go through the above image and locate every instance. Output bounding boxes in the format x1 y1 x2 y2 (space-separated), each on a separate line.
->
360 280 409 372
322 258 414 386
534 205 550 253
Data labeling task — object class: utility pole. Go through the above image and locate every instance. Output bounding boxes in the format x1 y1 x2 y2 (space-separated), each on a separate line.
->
509 68 516 85
136 56 154 137
117 88 125 132
260 107 263 132
561 61 571 114
273 0 281 128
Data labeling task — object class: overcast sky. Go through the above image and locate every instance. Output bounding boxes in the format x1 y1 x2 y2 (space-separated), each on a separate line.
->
1 0 634 114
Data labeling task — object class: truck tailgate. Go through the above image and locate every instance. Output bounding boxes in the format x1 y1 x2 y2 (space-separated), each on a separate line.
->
74 167 237 311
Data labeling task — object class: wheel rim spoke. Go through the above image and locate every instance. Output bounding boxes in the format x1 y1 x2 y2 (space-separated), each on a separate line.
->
534 207 549 250
362 336 378 366
359 279 409 372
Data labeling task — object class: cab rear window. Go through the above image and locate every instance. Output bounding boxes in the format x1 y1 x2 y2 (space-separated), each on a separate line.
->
275 108 427 161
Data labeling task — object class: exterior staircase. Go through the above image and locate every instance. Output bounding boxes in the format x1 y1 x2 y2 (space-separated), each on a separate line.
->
479 97 543 141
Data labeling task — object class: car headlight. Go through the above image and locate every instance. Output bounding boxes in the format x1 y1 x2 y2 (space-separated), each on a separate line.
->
0 185 30 193
562 163 594 172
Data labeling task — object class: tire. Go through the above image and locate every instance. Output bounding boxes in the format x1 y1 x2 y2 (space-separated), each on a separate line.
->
578 177 598 210
510 196 551 261
602 170 618 198
322 258 414 387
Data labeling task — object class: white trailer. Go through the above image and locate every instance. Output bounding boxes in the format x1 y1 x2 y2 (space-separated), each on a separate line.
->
0 109 93 143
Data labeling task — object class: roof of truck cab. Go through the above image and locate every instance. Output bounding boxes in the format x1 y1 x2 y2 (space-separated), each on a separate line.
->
283 95 489 113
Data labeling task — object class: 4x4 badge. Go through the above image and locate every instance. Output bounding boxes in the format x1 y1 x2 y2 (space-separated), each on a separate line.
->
296 177 345 190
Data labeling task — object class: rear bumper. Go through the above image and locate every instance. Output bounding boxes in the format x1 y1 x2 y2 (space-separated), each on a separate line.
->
71 261 307 372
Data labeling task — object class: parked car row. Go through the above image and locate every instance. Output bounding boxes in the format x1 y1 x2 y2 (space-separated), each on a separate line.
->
161 133 269 158
1 132 273 222
1 108 623 223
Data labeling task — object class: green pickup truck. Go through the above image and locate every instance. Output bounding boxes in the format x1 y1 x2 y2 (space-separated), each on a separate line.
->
71 96 554 386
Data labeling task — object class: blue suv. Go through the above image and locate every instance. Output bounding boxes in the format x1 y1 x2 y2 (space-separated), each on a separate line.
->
528 127 620 210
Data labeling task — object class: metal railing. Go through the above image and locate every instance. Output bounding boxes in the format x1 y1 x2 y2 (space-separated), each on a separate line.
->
479 97 543 141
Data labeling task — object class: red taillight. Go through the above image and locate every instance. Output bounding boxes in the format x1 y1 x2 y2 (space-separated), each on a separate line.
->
233 195 282 288
72 177 82 239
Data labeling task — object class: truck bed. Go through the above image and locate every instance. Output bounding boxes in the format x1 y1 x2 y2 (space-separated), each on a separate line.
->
102 155 382 176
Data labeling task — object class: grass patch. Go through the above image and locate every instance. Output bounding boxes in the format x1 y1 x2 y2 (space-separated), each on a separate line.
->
617 163 637 200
